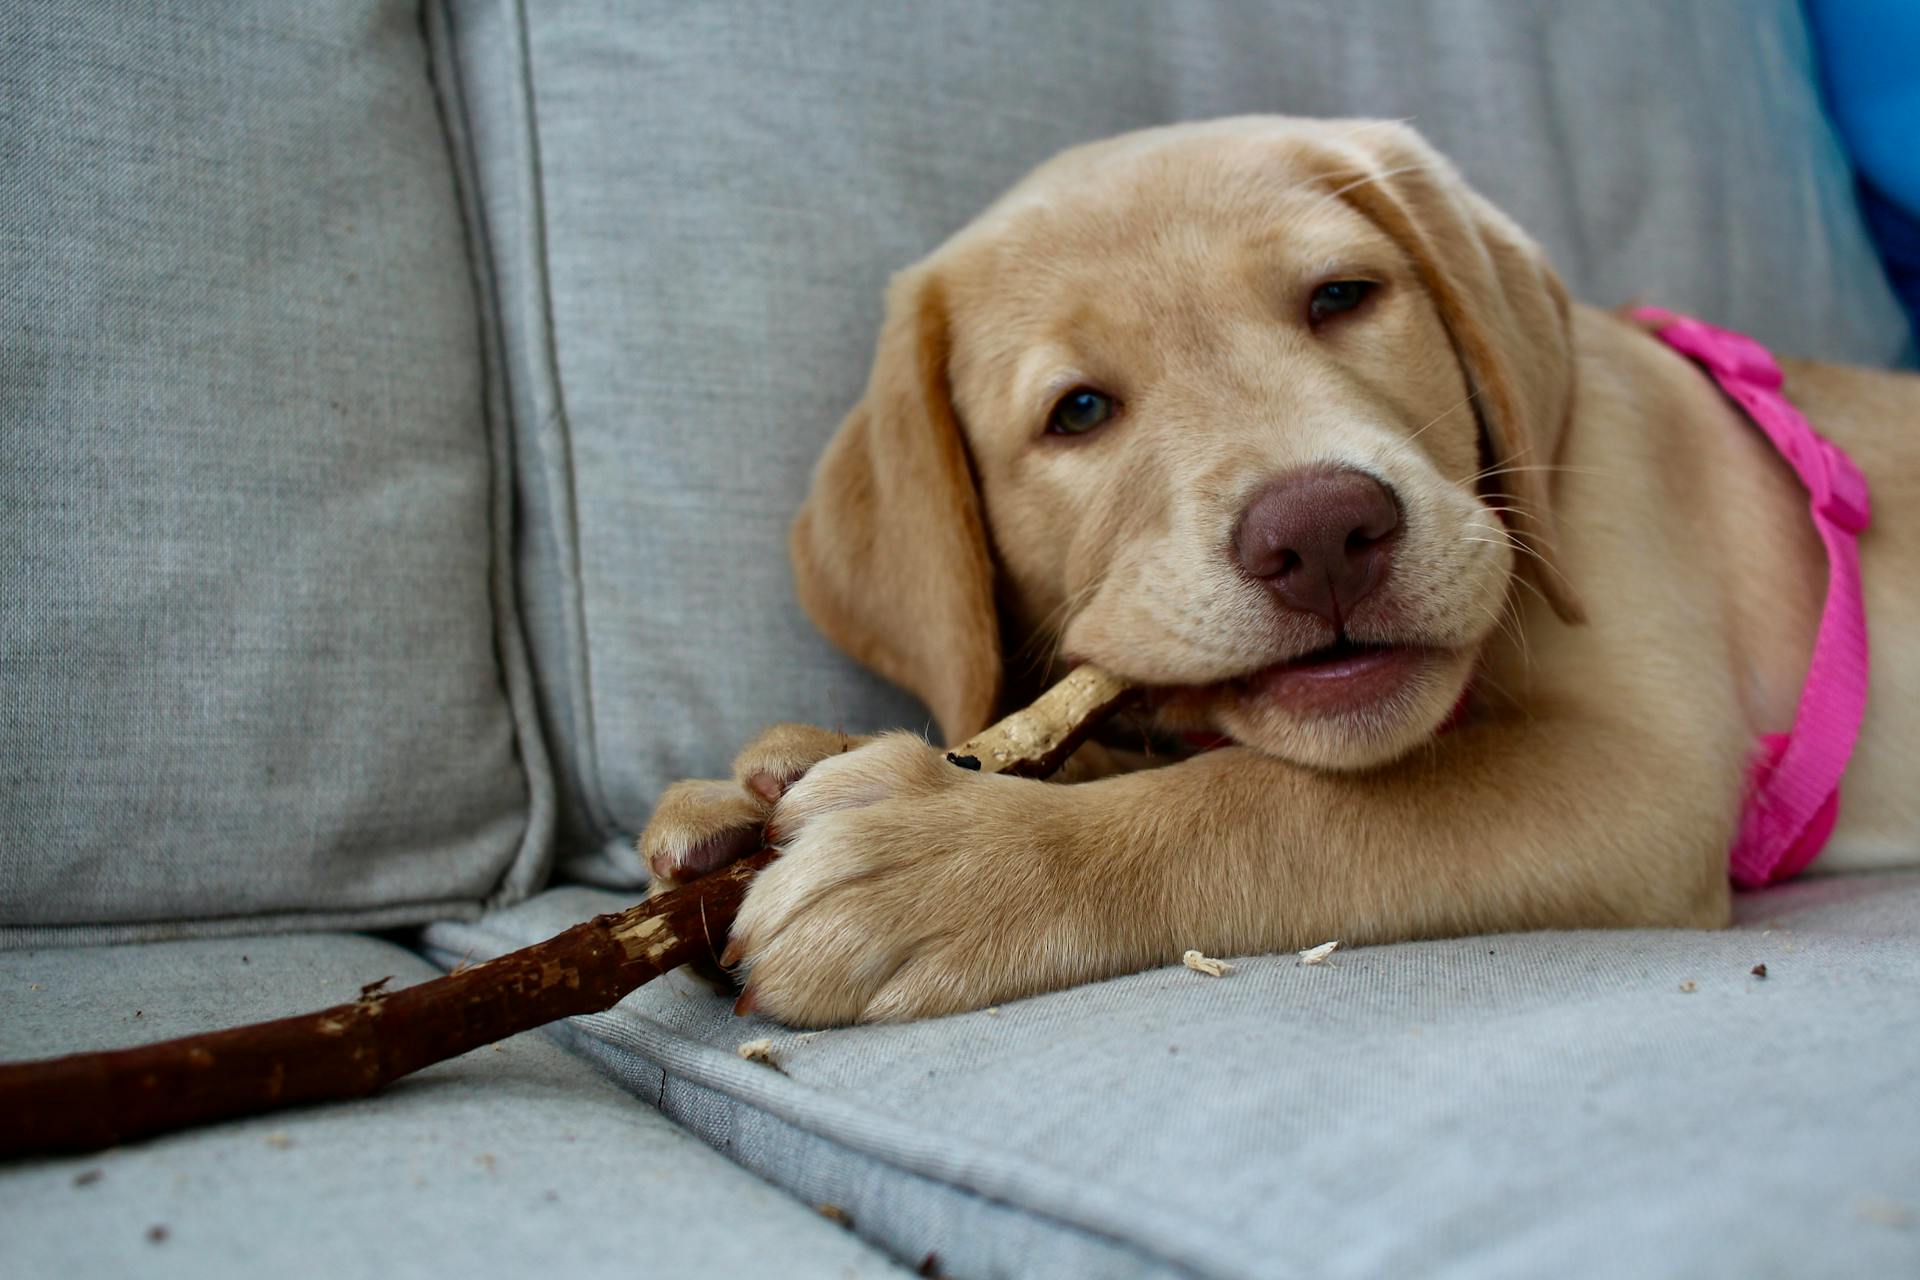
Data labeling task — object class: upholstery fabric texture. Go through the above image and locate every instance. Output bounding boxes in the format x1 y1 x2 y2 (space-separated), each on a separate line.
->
0 0 554 941
0 934 911 1280
432 0 1913 883
428 872 1920 1280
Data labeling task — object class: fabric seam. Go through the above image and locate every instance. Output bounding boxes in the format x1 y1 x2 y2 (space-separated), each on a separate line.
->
548 1020 1202 1280
420 0 559 909
421 922 1266 1280
2 895 486 951
506 0 616 844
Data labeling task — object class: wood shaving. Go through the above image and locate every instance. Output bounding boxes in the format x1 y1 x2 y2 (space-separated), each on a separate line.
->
263 1132 292 1149
1678 980 1697 993
736 1037 784 1072
1751 963 1768 979
817 1202 853 1228
1297 940 1341 966
1182 950 1232 977
1856 1196 1913 1229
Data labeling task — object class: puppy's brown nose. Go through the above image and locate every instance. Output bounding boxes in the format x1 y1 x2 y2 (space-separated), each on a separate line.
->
1233 468 1400 626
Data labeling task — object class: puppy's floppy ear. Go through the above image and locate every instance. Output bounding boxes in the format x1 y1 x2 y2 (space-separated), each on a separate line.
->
790 268 1002 742
1319 123 1585 624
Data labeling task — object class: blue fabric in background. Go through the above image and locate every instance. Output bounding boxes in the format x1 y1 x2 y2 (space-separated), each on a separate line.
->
1807 0 1920 347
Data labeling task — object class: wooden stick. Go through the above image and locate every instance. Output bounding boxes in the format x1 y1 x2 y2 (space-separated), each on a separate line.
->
0 665 1133 1158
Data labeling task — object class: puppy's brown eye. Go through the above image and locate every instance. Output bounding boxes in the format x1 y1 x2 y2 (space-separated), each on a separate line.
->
1308 279 1376 326
1047 388 1116 436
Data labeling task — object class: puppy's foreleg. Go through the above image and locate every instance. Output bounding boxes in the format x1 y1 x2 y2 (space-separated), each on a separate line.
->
1069 719 1736 968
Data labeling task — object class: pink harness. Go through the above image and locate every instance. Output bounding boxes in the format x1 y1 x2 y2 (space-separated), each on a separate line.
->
1633 309 1873 887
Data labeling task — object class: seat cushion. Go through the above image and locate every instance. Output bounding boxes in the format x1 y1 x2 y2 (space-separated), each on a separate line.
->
0 0 554 942
0 933 911 1280
426 872 1920 1278
432 0 1911 881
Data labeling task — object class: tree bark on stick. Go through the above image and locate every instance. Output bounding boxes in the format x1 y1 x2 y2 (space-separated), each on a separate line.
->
0 665 1132 1159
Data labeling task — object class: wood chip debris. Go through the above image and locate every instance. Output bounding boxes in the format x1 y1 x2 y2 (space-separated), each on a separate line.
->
1751 964 1768 979
736 1037 785 1071
263 1131 293 1149
1297 940 1341 966
817 1202 853 1228
1856 1195 1914 1229
1678 980 1697 993
1182 950 1232 977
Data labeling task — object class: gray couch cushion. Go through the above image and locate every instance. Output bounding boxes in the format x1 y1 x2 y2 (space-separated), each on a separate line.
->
427 872 1920 1278
0 933 910 1280
0 0 554 940
436 0 1911 881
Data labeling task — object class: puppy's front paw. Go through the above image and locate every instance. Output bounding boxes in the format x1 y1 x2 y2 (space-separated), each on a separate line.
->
639 724 875 894
640 779 767 895
726 733 1091 1026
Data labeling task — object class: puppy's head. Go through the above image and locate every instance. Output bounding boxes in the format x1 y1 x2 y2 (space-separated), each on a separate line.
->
794 117 1580 770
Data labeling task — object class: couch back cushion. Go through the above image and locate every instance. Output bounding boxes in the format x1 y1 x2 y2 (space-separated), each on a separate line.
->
0 0 552 940
441 0 1911 881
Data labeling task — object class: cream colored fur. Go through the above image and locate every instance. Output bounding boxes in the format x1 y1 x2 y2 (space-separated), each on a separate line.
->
640 117 1920 1028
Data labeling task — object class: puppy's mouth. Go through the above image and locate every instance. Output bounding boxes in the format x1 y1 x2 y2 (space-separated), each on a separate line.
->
1134 636 1446 728
1233 637 1442 718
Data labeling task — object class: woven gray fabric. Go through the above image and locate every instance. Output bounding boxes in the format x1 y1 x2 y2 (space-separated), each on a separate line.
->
428 872 1920 1279
0 0 554 939
0 934 910 1280
436 0 1912 881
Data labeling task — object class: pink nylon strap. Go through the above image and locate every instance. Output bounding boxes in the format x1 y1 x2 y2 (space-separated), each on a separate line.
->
1633 308 1872 887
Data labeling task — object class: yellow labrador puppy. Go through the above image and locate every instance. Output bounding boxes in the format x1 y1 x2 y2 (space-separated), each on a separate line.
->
642 117 1920 1027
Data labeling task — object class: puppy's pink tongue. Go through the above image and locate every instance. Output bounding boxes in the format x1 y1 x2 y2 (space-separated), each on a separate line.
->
1246 644 1432 717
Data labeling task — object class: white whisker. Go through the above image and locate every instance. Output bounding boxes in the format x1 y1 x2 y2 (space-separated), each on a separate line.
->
1312 163 1431 209
1462 532 1575 592
1475 602 1531 674
1405 389 1482 445
1466 462 1617 483
1016 572 1111 680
